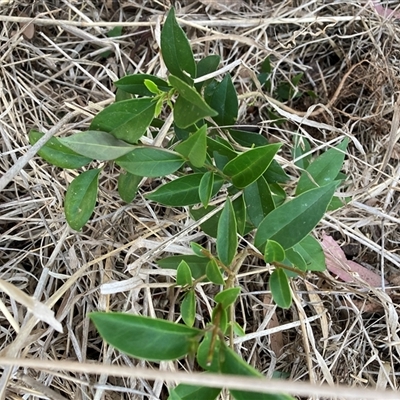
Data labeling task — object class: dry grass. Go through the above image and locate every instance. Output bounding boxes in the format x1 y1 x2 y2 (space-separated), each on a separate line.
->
1 0 400 399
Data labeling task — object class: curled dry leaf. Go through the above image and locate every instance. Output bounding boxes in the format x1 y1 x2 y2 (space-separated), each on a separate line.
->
321 234 387 287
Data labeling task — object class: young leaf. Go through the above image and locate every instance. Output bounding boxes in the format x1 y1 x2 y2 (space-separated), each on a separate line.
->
204 75 238 126
168 384 221 400
175 124 207 168
190 242 208 258
206 259 225 285
177 260 193 286
220 344 294 400
296 138 348 195
89 312 201 361
115 74 170 96
158 255 208 280
269 269 292 309
198 171 214 208
217 199 237 266
29 130 92 169
181 290 196 327
214 287 241 309
116 148 184 177
254 182 337 250
244 176 275 227
161 8 196 83
146 173 223 206
292 234 325 271
264 240 285 263
90 98 156 144
59 131 135 160
118 172 141 203
223 144 281 188
64 169 100 231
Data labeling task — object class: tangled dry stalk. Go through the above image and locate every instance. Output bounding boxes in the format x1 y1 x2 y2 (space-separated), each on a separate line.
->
1 1 400 399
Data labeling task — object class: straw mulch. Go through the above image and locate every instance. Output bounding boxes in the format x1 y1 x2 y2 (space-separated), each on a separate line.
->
1 1 400 399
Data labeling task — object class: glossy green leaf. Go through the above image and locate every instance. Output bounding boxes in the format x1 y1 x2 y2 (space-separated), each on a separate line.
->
64 169 100 230
217 199 237 266
198 171 214 208
223 144 281 188
244 176 275 227
90 98 156 144
285 248 307 273
168 383 221 400
29 130 92 169
190 242 208 258
214 287 241 309
195 55 221 91
146 173 223 206
254 182 337 250
115 88 132 102
229 129 268 148
296 138 348 195
190 205 221 238
232 195 246 235
177 260 193 286
181 290 196 327
264 160 290 184
89 312 201 361
269 269 292 309
204 75 238 126
197 332 221 372
115 74 170 96
59 131 134 160
207 137 236 160
175 124 207 168
116 148 184 177
220 344 294 400
264 240 285 263
206 259 224 285
118 172 141 203
293 234 325 271
158 255 208 280
161 8 196 83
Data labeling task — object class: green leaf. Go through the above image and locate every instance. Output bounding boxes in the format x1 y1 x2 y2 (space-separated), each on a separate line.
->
115 74 170 96
29 130 92 169
244 176 275 227
254 182 337 250
197 332 221 372
285 248 307 272
223 144 281 188
177 260 193 286
264 160 290 184
293 234 325 271
90 98 156 144
217 199 237 266
181 290 196 327
269 269 292 309
118 172 141 203
229 129 269 148
232 195 246 235
296 138 348 195
161 8 196 83
146 173 223 206
199 171 214 208
220 344 294 400
214 287 241 309
158 255 208 280
190 242 208 258
195 55 221 91
232 321 246 337
212 306 228 333
116 148 184 177
89 312 201 361
206 259 225 285
264 240 285 263
115 88 132 102
64 169 100 230
190 206 221 238
292 134 311 170
168 384 221 400
175 124 207 167
204 75 238 126
59 131 135 160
